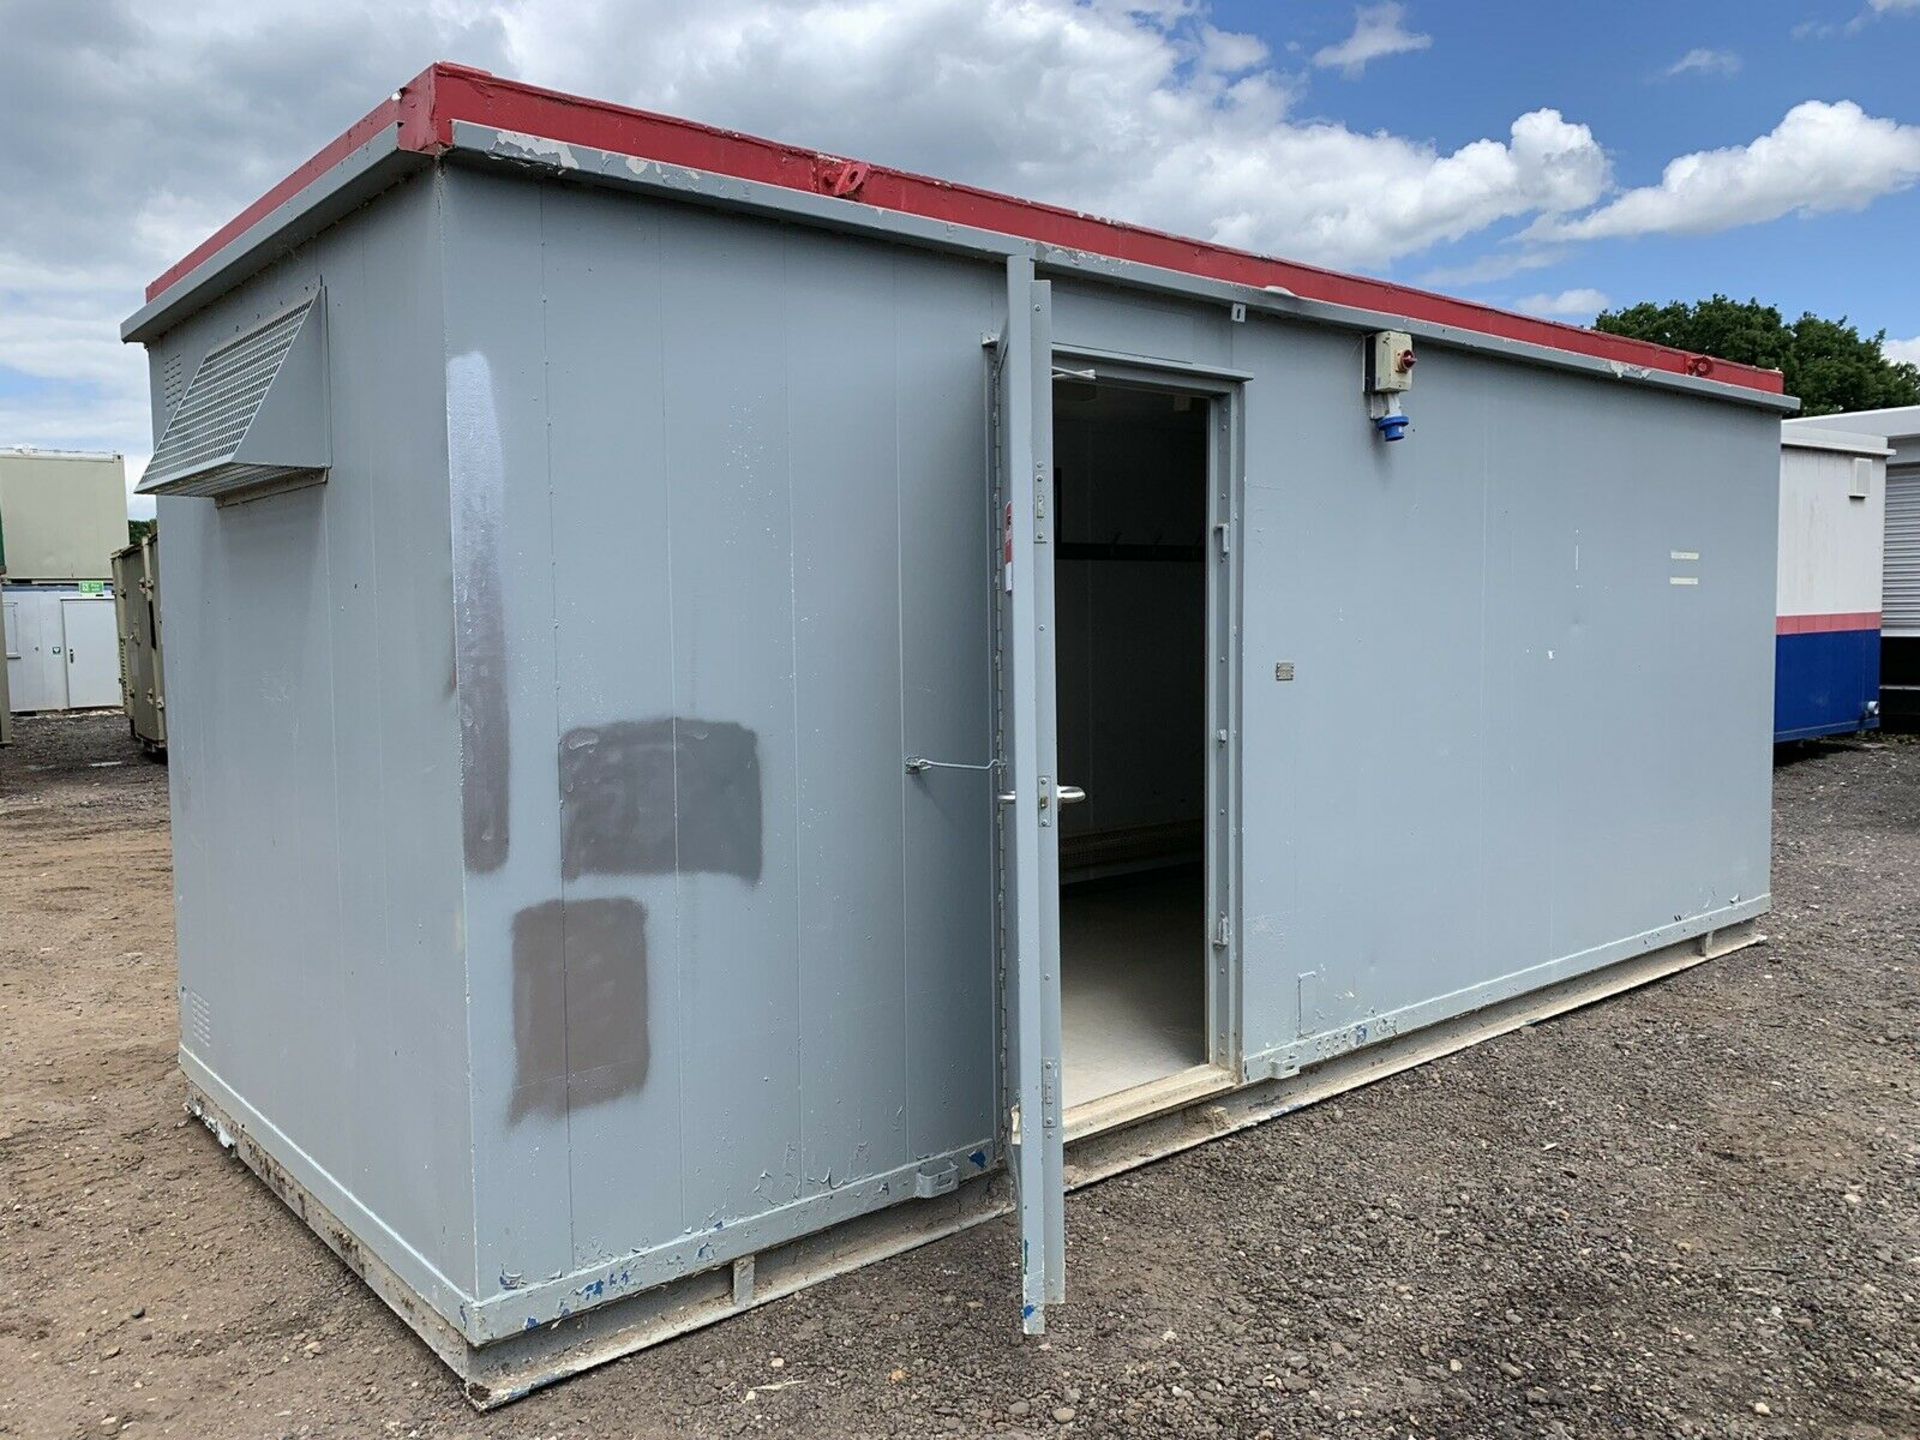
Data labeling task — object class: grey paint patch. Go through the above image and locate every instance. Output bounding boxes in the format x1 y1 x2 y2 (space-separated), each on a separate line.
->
558 718 763 883
511 898 650 1121
448 351 510 872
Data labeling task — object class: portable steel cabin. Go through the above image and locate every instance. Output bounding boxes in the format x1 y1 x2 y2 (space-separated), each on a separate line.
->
0 450 129 719
1774 421 1889 740
1796 406 1920 726
4 582 121 714
111 532 166 753
123 65 1791 1406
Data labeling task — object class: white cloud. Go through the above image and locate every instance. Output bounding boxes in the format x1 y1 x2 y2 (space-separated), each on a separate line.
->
511 2 1606 264
1415 247 1567 288
1528 100 1920 241
1513 287 1611 319
1312 2 1432 78
0 0 1905 484
0 0 1620 479
1665 47 1740 77
1198 23 1269 74
1821 0 1920 34
1884 335 1920 367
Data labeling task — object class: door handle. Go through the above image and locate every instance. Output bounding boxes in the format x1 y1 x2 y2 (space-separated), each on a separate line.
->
999 785 1087 806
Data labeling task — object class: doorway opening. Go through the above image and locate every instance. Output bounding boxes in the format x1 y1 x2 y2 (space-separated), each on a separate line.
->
1051 376 1219 1125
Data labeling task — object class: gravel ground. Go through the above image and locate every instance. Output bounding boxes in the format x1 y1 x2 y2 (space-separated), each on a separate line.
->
1 712 1916 1439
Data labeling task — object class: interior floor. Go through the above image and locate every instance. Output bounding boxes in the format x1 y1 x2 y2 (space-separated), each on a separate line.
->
1060 864 1207 1111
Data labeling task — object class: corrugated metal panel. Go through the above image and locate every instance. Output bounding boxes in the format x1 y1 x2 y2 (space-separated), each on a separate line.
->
1886 470 1920 637
142 296 329 498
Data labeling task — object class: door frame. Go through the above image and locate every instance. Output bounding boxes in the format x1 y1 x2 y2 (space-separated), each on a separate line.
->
1044 343 1248 1097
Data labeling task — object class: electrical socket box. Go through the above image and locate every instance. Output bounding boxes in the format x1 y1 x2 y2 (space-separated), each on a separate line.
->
1365 330 1416 394
1850 456 1872 500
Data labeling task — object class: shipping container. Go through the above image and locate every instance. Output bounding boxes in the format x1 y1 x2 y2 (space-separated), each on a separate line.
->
111 532 166 753
122 64 1791 1407
1793 406 1920 726
1774 422 1889 740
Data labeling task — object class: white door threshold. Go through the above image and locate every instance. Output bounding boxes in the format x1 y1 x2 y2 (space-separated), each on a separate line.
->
1063 1062 1235 1144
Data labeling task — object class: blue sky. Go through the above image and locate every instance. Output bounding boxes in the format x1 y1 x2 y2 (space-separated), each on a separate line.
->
1216 0 1920 330
2 0 1918 518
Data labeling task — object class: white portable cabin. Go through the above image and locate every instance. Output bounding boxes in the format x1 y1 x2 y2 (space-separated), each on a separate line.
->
3 583 121 713
0 448 129 716
1774 422 1890 740
122 64 1792 1405
1798 406 1920 725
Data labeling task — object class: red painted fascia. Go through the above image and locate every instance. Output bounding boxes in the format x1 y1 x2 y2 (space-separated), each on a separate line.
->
147 62 1786 398
145 69 439 303
1776 611 1882 635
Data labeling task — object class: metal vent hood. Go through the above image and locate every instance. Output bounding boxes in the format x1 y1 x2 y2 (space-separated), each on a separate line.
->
140 294 329 500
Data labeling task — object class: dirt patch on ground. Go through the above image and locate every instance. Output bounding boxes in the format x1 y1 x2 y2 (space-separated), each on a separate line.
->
1 712 1916 1439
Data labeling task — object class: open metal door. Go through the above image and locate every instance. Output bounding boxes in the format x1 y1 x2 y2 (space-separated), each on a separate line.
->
991 256 1066 1333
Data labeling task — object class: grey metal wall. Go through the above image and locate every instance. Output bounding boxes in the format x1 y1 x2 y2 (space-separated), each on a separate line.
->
442 173 1773 1321
1053 279 1772 1072
151 154 1777 1340
1223 312 1775 1070
437 169 1000 1316
149 172 476 1305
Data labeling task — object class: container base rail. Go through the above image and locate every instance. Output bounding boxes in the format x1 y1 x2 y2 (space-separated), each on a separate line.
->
184 916 1762 1409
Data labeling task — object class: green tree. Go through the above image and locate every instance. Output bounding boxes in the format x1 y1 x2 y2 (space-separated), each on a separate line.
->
1592 295 1920 417
128 518 155 546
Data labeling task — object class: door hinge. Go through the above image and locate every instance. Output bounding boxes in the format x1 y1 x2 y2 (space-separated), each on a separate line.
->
1214 521 1231 557
1213 915 1232 948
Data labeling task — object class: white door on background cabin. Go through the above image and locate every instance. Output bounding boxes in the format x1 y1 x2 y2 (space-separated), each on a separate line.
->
6 596 60 712
60 598 121 708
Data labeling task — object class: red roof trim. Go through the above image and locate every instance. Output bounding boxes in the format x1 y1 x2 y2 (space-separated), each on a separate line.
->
147 81 414 302
1776 611 1880 635
147 62 1785 396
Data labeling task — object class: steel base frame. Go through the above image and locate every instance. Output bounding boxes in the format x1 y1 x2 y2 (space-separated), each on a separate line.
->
183 915 1764 1409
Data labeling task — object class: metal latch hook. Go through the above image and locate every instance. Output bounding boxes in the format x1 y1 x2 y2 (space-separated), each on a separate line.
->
905 755 1003 775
